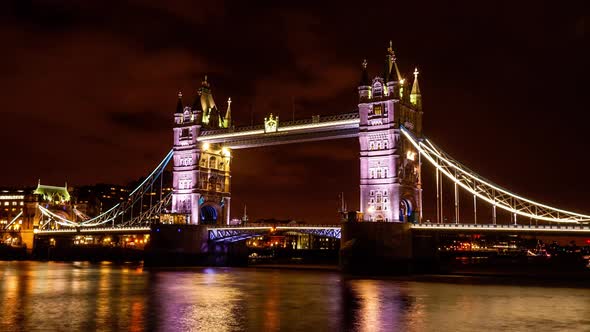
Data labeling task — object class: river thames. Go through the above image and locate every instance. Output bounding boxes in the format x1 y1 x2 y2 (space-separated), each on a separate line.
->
1 261 588 331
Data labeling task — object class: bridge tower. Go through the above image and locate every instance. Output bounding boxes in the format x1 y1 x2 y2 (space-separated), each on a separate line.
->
171 77 232 225
358 44 423 222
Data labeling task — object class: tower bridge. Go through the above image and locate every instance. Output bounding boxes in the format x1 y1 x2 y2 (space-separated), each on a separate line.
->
10 43 589 269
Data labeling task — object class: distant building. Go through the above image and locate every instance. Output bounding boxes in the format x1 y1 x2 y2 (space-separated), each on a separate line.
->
0 188 26 231
73 184 130 218
33 182 70 203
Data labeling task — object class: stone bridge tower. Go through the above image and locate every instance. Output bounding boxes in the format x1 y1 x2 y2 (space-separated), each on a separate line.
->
358 44 423 222
171 77 232 225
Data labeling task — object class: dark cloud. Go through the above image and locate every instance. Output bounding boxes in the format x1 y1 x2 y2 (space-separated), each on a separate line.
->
0 0 587 221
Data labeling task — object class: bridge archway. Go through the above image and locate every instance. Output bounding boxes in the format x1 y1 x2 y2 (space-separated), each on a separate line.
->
399 199 414 222
200 204 220 225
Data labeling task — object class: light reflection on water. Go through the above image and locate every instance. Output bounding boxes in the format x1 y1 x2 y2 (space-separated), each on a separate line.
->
0 261 589 331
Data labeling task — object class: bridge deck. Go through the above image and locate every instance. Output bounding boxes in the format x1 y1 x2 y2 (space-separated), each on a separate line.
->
33 223 590 237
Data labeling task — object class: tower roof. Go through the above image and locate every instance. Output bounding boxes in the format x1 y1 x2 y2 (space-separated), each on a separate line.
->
175 91 183 114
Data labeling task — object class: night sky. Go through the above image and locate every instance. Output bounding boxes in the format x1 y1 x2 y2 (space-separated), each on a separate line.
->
0 1 586 223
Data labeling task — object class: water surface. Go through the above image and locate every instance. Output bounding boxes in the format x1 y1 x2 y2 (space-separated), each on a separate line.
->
1 261 588 331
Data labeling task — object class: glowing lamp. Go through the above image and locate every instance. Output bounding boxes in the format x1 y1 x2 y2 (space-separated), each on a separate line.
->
202 142 210 151
222 147 231 157
367 206 375 214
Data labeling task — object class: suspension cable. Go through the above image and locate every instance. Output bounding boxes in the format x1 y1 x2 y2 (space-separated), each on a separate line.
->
400 126 590 223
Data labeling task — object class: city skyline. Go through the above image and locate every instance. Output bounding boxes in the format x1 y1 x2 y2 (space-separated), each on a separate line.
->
0 1 586 222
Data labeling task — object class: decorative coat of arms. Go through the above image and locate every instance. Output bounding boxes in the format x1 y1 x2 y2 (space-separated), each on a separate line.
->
264 114 278 133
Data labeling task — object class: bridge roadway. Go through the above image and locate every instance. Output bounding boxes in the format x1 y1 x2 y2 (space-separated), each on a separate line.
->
33 223 590 240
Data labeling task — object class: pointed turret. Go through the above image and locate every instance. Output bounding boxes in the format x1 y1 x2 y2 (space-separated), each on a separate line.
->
199 75 217 126
384 41 394 82
358 59 371 100
175 91 183 114
192 89 202 111
360 59 369 86
223 97 232 128
410 67 421 108
384 41 404 98
242 204 248 223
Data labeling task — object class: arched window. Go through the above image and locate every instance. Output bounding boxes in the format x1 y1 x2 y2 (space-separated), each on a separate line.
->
377 142 382 150
369 142 374 150
376 169 382 178
370 170 375 179
383 168 388 178
208 176 217 190
383 141 388 149
373 82 383 97
209 156 217 169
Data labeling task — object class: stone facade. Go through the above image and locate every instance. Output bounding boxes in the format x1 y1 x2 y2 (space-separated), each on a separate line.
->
171 79 232 225
358 46 423 222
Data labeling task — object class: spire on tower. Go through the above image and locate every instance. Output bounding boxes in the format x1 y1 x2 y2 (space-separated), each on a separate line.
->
411 68 421 94
384 41 395 82
242 204 249 223
175 91 183 114
410 67 422 107
192 89 202 111
360 59 369 86
223 97 232 128
199 75 217 126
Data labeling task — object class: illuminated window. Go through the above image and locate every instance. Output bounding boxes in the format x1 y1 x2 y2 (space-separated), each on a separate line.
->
181 156 193 166
373 104 383 115
209 157 217 169
3 202 7 206
179 179 192 189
